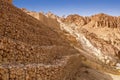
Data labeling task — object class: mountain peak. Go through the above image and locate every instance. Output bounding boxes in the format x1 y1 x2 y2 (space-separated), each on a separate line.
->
62 13 119 28
63 14 87 26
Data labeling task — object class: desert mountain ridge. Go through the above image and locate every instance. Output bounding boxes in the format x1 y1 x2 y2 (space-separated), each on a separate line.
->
21 8 120 61
20 8 120 79
20 8 120 28
1 0 120 80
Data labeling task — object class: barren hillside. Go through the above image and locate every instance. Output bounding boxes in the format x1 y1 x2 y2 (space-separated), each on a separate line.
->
1 0 120 80
20 5 120 80
0 0 82 80
62 13 120 65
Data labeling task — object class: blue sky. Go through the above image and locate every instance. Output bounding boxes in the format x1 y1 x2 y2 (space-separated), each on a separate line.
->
13 0 120 16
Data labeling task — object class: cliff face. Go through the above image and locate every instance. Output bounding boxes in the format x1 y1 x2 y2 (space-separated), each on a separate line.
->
90 13 120 28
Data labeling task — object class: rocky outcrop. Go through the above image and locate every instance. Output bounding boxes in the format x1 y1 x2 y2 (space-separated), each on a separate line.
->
90 13 119 28
62 14 89 26
63 13 120 28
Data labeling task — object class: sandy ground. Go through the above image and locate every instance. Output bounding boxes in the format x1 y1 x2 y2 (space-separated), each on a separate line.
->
107 73 120 80
75 66 120 80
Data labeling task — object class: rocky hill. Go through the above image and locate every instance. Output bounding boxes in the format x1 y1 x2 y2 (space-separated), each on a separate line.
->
21 8 60 31
1 0 120 80
63 14 88 26
20 6 120 80
63 13 120 28
90 13 120 28
0 0 83 80
61 13 120 68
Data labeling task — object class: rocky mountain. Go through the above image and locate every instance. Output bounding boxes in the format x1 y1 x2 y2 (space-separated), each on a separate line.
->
63 13 120 28
59 13 120 80
20 6 120 80
61 13 120 64
21 8 60 30
27 10 120 67
63 14 88 26
1 0 120 80
0 0 82 80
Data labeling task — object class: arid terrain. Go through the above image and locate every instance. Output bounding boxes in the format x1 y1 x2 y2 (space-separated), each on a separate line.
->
0 0 120 80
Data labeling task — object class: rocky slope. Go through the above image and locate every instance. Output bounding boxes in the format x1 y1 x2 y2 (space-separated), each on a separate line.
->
59 13 120 80
21 8 60 31
1 0 120 80
0 0 83 80
20 6 120 79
